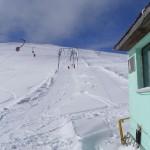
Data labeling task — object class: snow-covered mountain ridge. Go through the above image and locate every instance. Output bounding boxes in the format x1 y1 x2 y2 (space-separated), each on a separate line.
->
0 43 129 150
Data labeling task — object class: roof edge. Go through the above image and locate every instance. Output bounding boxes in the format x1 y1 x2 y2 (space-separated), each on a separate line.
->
114 3 150 51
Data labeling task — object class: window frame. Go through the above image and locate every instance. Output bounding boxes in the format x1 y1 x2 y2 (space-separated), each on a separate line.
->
141 43 150 88
128 56 135 74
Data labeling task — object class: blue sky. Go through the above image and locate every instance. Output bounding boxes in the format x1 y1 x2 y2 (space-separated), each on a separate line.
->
0 0 149 51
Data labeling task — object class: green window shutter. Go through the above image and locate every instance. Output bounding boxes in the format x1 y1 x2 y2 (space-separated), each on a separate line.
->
142 44 150 87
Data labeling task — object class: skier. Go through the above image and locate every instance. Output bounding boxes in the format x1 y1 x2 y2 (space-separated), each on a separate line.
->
32 50 36 57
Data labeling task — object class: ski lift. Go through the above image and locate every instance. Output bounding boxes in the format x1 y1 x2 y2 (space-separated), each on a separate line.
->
57 48 63 70
57 47 79 71
32 47 36 57
16 39 26 52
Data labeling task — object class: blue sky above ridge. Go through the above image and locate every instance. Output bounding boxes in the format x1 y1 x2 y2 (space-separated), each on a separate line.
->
0 0 149 50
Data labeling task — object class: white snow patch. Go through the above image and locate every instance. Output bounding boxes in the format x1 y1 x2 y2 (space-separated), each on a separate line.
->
0 43 129 150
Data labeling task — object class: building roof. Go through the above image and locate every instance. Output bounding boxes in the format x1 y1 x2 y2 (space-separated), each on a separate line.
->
114 3 150 51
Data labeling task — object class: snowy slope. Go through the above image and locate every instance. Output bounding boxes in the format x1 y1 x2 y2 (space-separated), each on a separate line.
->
0 43 129 150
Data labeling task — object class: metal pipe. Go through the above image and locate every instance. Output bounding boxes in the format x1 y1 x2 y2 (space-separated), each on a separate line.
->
118 117 130 144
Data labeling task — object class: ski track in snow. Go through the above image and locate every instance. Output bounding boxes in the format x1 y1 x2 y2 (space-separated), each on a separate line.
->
0 44 129 150
17 71 56 105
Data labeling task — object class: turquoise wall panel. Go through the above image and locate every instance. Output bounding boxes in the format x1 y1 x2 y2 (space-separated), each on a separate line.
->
129 33 150 149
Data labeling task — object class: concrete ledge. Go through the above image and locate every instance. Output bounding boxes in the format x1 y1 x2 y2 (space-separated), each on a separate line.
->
137 87 150 93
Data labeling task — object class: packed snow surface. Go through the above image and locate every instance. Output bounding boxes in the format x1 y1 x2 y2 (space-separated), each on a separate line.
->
0 43 129 150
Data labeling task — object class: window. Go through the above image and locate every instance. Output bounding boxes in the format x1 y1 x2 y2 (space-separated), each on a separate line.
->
128 56 135 74
142 44 150 87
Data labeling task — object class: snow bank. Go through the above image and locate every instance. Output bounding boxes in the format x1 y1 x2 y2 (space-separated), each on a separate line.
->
119 145 140 150
0 43 128 150
0 118 81 150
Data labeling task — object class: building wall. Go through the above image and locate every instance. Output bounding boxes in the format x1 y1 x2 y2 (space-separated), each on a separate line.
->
129 33 150 149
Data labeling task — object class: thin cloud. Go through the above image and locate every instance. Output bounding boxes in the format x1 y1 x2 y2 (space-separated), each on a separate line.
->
86 40 118 50
0 0 130 43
